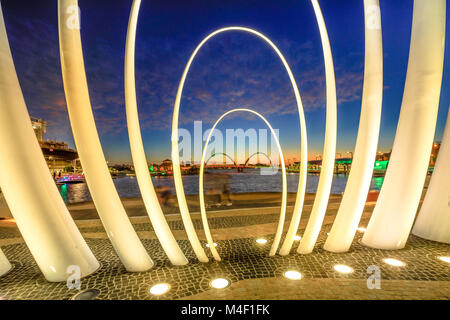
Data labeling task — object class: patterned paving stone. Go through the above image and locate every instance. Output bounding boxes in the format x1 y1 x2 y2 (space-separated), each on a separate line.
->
0 210 448 300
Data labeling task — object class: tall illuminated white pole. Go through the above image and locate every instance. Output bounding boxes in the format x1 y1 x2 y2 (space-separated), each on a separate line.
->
125 0 188 265
58 0 153 271
362 0 446 250
172 27 307 261
0 3 99 282
199 109 288 260
412 107 450 244
324 0 383 253
0 248 11 277
287 0 337 255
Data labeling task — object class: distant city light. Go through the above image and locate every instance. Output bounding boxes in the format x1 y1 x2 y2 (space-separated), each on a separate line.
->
284 270 302 280
256 238 267 244
333 264 353 274
149 283 170 295
383 258 405 267
210 278 230 289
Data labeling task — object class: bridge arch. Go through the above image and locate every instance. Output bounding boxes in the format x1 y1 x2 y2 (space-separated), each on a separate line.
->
199 109 287 261
205 152 237 167
171 27 308 261
244 152 273 167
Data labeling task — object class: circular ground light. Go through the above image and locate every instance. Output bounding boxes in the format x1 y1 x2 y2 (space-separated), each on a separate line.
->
333 264 353 274
383 258 405 267
210 278 230 289
256 238 267 244
149 283 170 296
284 270 302 280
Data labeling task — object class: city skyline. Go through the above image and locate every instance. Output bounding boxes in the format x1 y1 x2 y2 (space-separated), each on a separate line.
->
2 0 450 162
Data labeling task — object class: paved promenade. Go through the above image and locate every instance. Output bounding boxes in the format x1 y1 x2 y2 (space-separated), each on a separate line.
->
0 196 448 300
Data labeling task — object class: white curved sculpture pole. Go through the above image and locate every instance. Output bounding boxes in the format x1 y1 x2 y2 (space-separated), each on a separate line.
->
125 0 188 265
286 0 337 255
362 0 446 250
412 107 450 244
199 109 288 260
58 0 153 271
172 27 308 261
324 0 383 253
0 3 99 282
0 248 11 277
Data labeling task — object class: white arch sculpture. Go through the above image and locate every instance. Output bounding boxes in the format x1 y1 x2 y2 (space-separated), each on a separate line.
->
199 108 287 260
0 248 10 277
125 0 188 266
324 0 383 253
291 0 337 255
0 2 99 282
362 0 446 250
58 0 153 271
412 107 450 244
171 27 308 262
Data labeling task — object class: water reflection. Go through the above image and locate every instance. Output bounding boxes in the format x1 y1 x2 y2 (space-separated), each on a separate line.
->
57 169 385 204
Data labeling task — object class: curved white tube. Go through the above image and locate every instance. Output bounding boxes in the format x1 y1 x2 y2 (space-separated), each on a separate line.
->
289 0 337 255
0 248 11 277
362 0 446 250
58 0 153 271
324 0 383 253
0 3 99 282
412 107 450 244
199 108 288 260
125 0 188 265
172 27 308 261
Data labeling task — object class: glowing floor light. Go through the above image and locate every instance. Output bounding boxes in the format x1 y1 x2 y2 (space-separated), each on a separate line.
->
356 227 366 232
205 243 218 248
149 283 170 296
333 264 353 274
383 258 405 267
294 235 302 241
256 238 267 244
284 270 302 280
438 257 450 263
210 278 230 289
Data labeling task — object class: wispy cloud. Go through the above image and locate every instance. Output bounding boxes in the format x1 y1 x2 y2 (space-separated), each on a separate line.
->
5 13 364 151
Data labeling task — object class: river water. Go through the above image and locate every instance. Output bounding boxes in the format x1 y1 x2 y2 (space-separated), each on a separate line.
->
58 169 384 204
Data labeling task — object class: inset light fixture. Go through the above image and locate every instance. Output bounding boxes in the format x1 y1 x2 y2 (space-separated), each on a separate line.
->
383 258 405 267
256 238 267 244
210 278 230 289
438 257 450 263
333 264 353 274
284 270 302 280
149 283 170 296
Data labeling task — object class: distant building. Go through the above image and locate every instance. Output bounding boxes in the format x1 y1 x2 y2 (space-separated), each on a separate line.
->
160 159 173 172
31 116 79 173
430 142 440 166
31 117 46 141
375 151 391 161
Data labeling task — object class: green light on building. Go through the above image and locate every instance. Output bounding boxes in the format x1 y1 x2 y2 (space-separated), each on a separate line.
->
374 160 388 170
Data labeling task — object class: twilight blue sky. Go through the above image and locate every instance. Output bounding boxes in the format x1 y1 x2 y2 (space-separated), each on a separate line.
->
2 0 449 163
